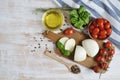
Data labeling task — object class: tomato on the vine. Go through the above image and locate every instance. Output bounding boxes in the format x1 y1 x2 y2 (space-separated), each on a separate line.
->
96 56 105 62
93 65 101 73
100 62 108 70
93 39 114 73
108 49 115 55
105 56 112 61
99 48 107 56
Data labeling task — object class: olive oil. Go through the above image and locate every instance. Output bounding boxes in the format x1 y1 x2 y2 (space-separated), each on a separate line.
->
43 10 64 30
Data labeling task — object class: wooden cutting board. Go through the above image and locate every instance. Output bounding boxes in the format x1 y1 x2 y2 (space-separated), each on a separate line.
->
43 29 103 68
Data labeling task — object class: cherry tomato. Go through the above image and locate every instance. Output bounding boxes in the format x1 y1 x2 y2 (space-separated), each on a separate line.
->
106 28 112 35
89 25 95 30
99 25 104 30
99 48 107 56
89 18 111 40
100 62 108 69
92 20 97 27
99 35 107 39
104 23 110 29
105 41 112 48
108 49 115 56
89 25 95 33
92 34 98 39
93 28 100 34
97 18 104 26
103 19 108 23
96 56 105 62
100 30 107 35
93 65 101 73
64 28 73 35
105 56 112 61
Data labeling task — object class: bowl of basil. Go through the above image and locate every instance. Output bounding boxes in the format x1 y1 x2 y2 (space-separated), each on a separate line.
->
69 5 90 30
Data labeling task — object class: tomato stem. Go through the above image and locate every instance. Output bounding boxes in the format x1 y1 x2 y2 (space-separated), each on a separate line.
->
99 73 102 79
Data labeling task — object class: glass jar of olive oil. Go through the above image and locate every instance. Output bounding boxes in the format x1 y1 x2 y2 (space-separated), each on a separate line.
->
42 9 64 30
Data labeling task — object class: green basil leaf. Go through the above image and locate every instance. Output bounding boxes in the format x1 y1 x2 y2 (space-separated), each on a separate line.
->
71 17 78 24
64 50 71 56
57 41 71 56
78 5 86 14
69 10 79 18
57 41 64 50
74 19 84 29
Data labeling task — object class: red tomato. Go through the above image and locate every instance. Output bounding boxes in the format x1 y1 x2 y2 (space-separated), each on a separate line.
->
97 18 104 26
104 23 110 29
89 25 95 30
64 28 73 35
90 18 111 40
99 35 107 39
99 48 107 56
103 19 108 23
105 56 112 61
106 28 112 35
92 34 98 39
93 65 101 73
100 62 108 69
105 41 112 48
89 25 95 33
100 30 107 35
93 28 100 34
99 25 104 30
108 49 115 55
96 56 105 62
92 20 97 26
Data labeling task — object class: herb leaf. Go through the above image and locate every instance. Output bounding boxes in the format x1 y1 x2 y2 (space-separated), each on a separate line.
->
69 5 90 30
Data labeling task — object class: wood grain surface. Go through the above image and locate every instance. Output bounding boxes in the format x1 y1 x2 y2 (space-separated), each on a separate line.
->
0 0 120 80
43 30 103 68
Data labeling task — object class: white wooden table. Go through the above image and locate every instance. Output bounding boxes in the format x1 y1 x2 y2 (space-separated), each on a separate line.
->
0 0 120 80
